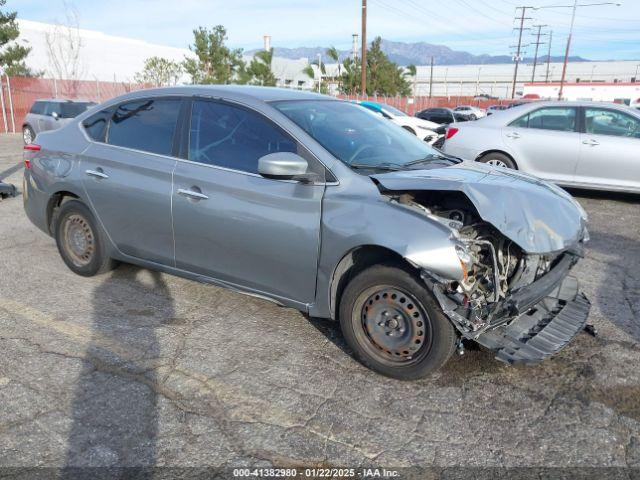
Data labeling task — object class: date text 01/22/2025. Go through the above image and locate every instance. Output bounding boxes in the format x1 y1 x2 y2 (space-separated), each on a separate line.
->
232 467 401 477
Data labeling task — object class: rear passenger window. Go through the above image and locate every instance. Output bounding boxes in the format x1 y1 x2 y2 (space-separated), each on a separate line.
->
83 108 113 142
107 98 181 156
510 107 577 132
188 100 297 174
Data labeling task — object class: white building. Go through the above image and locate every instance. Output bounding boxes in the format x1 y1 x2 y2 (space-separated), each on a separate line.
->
17 19 315 89
522 81 640 104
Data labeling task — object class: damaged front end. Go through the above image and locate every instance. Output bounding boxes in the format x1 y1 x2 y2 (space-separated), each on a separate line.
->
389 189 591 365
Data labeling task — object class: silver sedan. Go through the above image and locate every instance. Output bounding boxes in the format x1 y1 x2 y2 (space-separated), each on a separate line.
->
443 101 640 193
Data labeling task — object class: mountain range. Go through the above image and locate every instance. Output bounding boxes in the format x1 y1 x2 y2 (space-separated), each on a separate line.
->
247 39 588 66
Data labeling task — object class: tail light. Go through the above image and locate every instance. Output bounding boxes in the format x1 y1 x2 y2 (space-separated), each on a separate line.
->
23 143 41 169
446 127 459 140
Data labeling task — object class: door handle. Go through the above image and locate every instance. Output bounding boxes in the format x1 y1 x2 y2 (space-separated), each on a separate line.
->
506 132 521 139
582 139 600 146
85 169 109 179
177 188 209 200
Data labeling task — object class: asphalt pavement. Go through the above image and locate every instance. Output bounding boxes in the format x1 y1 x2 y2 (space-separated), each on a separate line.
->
1 133 639 473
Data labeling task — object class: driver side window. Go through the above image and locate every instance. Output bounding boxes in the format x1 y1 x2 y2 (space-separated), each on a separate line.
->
188 100 298 174
584 108 640 138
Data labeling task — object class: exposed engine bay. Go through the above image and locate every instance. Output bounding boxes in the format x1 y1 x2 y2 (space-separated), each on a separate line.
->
390 191 567 336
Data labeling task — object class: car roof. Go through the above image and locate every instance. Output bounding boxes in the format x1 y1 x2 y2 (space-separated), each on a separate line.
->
102 85 331 106
466 100 640 126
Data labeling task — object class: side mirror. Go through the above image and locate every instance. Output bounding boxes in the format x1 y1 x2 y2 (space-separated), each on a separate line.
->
51 111 59 120
258 152 315 183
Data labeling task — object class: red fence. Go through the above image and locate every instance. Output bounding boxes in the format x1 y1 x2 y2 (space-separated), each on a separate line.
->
337 94 513 116
0 75 516 134
0 76 148 134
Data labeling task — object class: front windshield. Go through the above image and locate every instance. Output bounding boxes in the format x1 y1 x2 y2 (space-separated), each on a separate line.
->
273 100 445 169
381 104 407 117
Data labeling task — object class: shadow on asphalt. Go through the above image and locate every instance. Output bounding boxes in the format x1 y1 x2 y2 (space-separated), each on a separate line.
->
587 229 640 343
64 266 170 469
566 187 640 204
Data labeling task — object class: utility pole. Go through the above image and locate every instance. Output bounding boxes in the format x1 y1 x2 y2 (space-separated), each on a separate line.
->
558 0 578 100
530 25 548 82
360 0 367 95
545 30 553 82
429 56 434 98
511 6 532 99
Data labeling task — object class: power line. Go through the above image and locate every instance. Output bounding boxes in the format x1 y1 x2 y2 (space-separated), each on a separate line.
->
530 24 549 81
511 6 533 98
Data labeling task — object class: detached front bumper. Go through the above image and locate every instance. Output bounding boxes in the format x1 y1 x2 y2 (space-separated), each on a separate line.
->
476 275 591 364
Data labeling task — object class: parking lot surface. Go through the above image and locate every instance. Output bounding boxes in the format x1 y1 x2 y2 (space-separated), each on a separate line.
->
1 133 639 470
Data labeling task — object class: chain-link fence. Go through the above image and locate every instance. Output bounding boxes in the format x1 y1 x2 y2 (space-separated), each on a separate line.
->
0 76 148 134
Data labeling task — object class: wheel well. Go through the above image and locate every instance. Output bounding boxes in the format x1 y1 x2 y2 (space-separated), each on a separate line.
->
46 191 80 234
476 149 518 169
330 245 418 320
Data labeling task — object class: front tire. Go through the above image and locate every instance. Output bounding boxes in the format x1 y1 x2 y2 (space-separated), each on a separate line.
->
339 264 457 380
54 199 117 276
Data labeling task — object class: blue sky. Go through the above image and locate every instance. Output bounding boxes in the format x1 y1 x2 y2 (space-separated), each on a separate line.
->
13 0 640 60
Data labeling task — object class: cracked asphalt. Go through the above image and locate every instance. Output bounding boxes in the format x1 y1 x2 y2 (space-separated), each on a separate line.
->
1 133 639 472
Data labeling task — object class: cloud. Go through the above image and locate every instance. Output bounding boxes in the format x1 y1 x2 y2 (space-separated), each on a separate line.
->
14 0 640 60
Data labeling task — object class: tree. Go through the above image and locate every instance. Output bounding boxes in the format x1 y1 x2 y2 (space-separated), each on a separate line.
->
365 37 411 96
44 2 85 81
135 57 183 87
405 64 417 96
247 49 276 86
183 25 247 84
0 0 37 76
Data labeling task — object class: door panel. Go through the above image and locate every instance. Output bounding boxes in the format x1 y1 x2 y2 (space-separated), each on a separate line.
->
501 107 580 183
80 97 182 265
172 98 325 304
576 108 640 190
172 164 323 303
81 143 176 264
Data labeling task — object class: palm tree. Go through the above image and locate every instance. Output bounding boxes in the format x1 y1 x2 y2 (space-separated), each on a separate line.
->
405 64 417 96
326 46 341 91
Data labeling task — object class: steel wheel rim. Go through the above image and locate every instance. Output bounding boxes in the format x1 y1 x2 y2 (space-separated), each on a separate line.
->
357 286 432 365
62 214 95 267
23 128 32 144
487 159 508 168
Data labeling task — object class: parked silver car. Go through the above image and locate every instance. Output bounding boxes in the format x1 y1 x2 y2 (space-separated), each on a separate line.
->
23 86 591 379
22 99 96 145
443 101 640 193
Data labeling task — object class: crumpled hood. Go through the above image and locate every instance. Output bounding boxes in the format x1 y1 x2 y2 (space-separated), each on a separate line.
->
372 161 588 254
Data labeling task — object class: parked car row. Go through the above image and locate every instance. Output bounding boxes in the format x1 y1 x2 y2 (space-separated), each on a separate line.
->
353 101 443 146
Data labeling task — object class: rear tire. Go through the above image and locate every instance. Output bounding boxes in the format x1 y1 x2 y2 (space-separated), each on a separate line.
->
339 264 457 380
478 152 516 169
23 125 35 145
54 199 117 276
